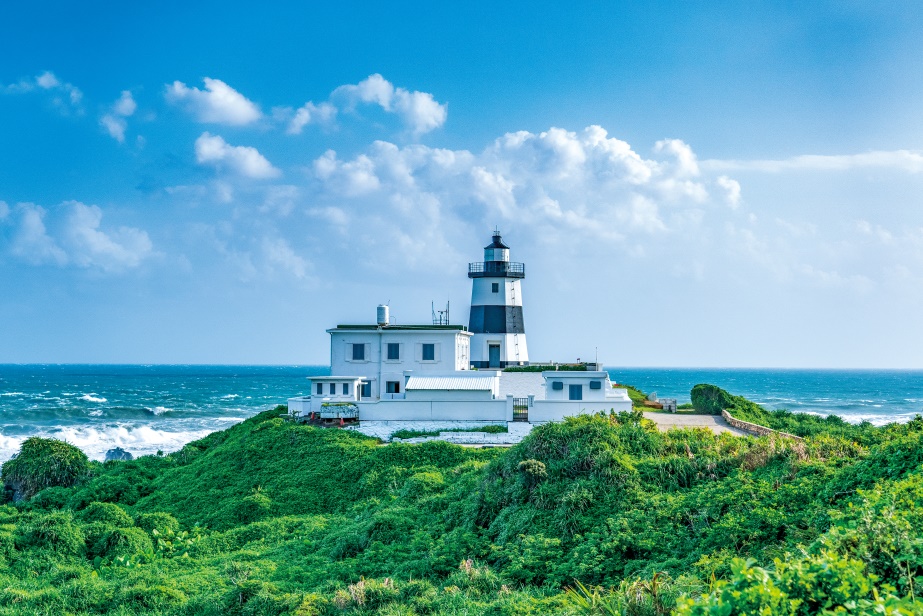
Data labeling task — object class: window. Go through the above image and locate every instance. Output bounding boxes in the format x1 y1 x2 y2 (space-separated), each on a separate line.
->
329 383 336 395
386 381 401 394
422 343 435 361
342 383 349 395
569 384 583 401
360 382 372 398
491 282 499 293
352 343 365 361
316 383 323 395
551 381 563 391
387 343 400 360
590 381 602 390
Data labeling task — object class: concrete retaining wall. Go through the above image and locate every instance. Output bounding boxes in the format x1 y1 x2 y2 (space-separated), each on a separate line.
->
721 410 803 441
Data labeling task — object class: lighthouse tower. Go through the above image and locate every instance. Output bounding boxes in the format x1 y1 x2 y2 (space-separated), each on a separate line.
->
468 230 529 368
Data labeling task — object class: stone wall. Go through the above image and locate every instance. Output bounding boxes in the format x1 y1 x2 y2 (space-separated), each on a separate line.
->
721 410 804 441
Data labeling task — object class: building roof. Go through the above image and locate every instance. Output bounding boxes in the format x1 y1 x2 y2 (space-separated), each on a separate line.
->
330 324 467 332
405 375 496 391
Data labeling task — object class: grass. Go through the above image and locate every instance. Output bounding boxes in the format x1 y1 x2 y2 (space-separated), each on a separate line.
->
391 425 509 440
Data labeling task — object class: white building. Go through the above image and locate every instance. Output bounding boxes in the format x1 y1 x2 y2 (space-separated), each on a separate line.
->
287 231 632 438
328 319 471 400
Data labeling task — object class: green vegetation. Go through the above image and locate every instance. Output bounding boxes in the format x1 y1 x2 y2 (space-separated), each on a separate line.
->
391 425 509 440
1 436 89 500
622 383 649 410
504 364 590 372
0 393 921 614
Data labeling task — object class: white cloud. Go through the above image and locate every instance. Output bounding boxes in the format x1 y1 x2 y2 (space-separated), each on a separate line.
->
298 125 721 271
2 71 83 114
62 202 153 271
2 201 152 271
333 74 447 135
165 78 262 126
702 150 923 174
262 237 310 279
286 101 337 134
100 91 137 143
7 204 68 266
716 175 741 207
194 132 281 179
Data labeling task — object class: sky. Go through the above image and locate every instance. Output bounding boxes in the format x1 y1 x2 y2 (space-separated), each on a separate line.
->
2 1 923 368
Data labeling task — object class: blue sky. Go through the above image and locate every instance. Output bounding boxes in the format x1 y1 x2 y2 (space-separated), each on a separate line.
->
2 1 923 367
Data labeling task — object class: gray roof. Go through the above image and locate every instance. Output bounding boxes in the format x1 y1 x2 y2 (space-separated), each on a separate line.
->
405 375 496 391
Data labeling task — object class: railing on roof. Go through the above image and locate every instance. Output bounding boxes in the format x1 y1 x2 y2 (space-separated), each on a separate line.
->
468 261 525 278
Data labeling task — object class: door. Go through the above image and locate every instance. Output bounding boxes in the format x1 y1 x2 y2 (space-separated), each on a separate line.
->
488 344 500 368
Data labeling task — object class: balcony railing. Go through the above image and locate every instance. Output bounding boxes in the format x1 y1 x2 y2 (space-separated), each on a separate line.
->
468 261 525 278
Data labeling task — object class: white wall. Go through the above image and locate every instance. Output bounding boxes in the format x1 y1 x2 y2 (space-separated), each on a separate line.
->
404 389 494 401
542 372 617 401
471 277 523 306
529 398 632 422
358 398 508 421
329 329 472 398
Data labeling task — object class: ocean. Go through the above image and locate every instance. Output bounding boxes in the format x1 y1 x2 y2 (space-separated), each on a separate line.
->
0 365 921 461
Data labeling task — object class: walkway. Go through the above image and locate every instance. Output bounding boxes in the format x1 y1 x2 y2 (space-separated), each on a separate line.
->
642 412 749 436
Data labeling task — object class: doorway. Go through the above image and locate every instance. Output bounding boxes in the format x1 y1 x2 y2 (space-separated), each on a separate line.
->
488 343 501 368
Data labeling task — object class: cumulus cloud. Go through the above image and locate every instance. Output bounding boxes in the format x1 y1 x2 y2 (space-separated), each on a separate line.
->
295 126 724 270
286 101 337 134
1 201 152 272
2 71 83 114
333 74 447 135
165 78 262 125
716 175 741 207
194 132 281 179
100 90 137 142
262 237 310 278
702 150 923 174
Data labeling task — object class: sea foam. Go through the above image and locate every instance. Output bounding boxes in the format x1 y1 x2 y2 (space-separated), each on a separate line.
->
80 394 108 403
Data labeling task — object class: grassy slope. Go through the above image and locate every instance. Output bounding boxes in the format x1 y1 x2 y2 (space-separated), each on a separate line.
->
1 396 922 614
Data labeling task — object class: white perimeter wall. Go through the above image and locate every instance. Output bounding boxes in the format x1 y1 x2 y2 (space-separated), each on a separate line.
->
358 398 510 421
529 398 632 422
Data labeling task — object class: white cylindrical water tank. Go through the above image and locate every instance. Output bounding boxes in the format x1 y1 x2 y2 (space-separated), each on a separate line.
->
377 304 389 326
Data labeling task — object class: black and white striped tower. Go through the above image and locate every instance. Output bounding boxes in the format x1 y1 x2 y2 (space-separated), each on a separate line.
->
467 229 529 368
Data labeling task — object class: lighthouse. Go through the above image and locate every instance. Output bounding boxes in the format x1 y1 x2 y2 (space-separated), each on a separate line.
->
468 230 529 368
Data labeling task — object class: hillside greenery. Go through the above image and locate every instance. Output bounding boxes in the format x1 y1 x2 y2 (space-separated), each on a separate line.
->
0 386 921 615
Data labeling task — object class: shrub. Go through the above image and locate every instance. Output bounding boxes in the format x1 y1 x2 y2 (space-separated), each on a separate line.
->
95 527 153 560
136 511 180 536
15 510 85 556
2 437 89 500
79 502 134 527
690 384 734 415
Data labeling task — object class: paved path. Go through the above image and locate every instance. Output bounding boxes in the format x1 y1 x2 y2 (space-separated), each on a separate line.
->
642 412 749 436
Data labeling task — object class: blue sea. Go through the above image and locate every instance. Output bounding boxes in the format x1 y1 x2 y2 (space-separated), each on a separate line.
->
0 365 921 461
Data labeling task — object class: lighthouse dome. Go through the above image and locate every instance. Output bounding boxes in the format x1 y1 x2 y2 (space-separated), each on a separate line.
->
484 231 510 262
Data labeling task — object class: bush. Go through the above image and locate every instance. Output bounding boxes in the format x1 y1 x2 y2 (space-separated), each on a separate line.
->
690 384 734 415
136 511 180 536
79 502 134 528
15 510 85 556
96 527 153 560
2 438 89 500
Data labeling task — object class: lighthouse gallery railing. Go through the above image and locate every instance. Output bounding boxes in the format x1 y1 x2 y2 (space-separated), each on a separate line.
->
468 261 525 278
